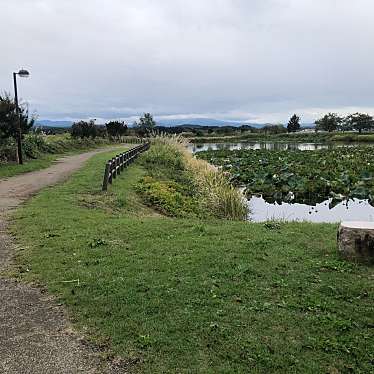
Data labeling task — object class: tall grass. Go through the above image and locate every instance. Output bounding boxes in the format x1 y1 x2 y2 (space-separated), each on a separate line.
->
143 134 247 220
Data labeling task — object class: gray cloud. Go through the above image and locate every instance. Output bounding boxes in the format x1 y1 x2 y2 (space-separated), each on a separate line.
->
1 0 374 123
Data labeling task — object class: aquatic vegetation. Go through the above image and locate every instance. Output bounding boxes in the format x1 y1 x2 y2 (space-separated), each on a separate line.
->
197 146 374 206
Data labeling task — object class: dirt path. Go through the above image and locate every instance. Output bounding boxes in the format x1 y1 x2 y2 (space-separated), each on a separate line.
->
0 148 129 374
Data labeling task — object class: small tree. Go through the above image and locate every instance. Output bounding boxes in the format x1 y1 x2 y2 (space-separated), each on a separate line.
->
287 114 301 133
71 120 98 139
0 93 34 140
106 120 128 140
134 113 156 137
315 113 342 132
343 113 373 134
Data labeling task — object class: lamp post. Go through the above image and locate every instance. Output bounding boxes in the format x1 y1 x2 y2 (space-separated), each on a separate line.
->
13 69 30 164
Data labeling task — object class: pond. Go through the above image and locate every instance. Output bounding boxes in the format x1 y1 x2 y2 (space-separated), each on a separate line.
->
195 143 374 223
188 141 374 153
247 196 374 223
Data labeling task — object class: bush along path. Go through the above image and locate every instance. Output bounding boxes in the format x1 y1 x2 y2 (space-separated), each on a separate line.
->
0 146 132 374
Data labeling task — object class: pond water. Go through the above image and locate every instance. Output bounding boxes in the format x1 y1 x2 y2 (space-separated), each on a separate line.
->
247 196 374 223
191 141 374 223
189 141 374 153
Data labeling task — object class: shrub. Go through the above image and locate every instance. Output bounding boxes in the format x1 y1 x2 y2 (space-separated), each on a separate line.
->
0 93 34 140
22 133 50 158
0 138 17 162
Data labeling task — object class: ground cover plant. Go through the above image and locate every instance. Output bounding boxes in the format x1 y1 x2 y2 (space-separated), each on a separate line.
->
9 148 374 373
198 146 374 206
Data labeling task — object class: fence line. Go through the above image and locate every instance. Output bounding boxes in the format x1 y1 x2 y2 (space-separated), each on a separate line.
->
102 142 150 191
122 137 148 144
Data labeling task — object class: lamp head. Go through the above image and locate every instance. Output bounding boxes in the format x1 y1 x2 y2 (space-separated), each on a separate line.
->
17 69 30 78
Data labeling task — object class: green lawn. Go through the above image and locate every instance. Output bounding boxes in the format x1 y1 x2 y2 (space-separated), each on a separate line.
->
10 150 374 373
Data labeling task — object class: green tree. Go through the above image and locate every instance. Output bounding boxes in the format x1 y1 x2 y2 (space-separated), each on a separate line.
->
0 93 34 140
287 114 301 133
343 113 373 133
315 113 343 132
71 120 98 139
106 120 128 139
134 113 156 137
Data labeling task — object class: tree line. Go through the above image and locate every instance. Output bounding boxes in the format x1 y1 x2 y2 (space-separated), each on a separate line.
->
0 92 157 143
314 112 374 133
67 113 157 139
2 92 374 147
286 112 374 133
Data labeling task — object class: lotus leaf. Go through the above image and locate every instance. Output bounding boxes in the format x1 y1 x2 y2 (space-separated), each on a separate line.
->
197 146 374 206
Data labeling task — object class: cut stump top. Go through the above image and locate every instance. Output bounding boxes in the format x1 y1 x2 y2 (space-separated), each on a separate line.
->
340 221 374 230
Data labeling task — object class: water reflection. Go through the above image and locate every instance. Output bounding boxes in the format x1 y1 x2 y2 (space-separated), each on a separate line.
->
189 141 371 153
248 196 374 223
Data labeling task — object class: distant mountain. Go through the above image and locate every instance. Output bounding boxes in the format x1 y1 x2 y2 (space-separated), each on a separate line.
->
35 118 265 128
157 118 266 128
35 120 73 128
35 118 315 129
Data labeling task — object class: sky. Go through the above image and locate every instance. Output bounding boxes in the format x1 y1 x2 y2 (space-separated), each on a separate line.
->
1 0 374 124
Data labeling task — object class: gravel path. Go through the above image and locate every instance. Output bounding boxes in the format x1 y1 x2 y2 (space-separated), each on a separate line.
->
0 148 130 374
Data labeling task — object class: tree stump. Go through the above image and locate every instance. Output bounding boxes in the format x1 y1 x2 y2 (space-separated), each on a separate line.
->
338 222 374 263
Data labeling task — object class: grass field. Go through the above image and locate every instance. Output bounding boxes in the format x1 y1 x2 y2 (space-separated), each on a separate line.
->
10 149 374 373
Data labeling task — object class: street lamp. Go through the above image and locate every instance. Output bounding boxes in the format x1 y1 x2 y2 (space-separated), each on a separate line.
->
13 69 30 164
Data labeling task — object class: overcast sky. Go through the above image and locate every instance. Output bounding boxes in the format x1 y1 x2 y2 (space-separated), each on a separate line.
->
1 0 374 123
